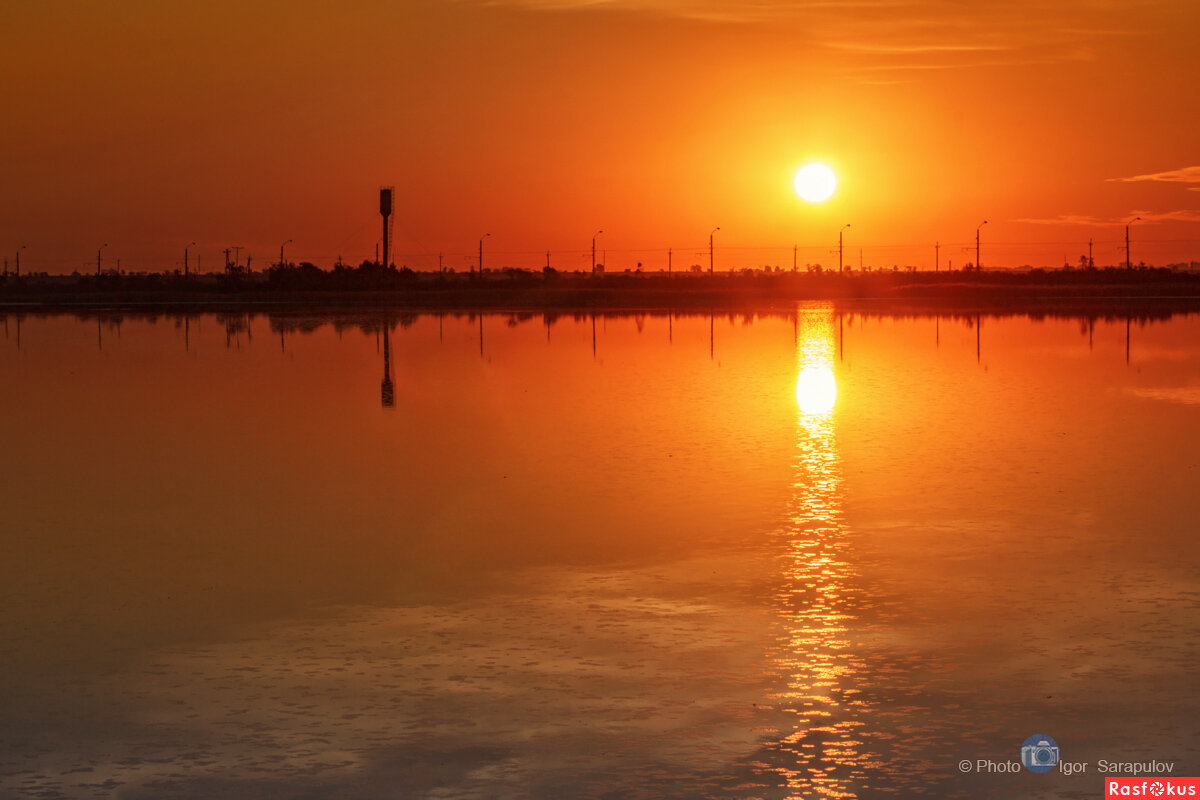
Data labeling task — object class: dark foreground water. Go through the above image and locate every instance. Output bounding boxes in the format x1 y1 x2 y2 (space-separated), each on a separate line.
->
1 304 1197 799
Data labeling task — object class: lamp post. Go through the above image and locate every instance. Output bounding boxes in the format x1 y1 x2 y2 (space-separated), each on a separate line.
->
839 224 850 273
1125 216 1141 269
184 241 196 277
279 239 292 270
16 245 25 277
478 233 490 277
976 220 988 271
592 230 603 273
709 227 720 274
97 243 108 276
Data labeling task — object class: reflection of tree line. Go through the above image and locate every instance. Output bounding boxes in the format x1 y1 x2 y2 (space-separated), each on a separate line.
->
2 307 1185 376
5 305 1193 328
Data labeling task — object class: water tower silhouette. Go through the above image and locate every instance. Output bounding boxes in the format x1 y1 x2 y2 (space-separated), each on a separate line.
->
380 187 394 269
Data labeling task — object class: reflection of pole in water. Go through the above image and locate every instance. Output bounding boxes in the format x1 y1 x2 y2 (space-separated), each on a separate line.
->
185 316 189 352
479 314 484 359
838 312 844 362
1126 316 1131 365
381 324 395 409
439 312 444 344
1089 316 1094 351
935 314 940 349
669 311 673 344
591 313 596 359
97 318 102 350
976 313 981 364
709 311 714 360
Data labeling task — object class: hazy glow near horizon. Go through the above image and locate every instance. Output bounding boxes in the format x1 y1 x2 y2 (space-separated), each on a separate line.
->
794 164 837 203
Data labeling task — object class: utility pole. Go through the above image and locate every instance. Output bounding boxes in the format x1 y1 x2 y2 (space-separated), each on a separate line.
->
976 220 988 271
438 252 443 272
545 250 550 270
793 245 797 272
478 233 490 277
97 243 107 276
224 247 232 272
935 242 940 272
185 242 195 277
16 245 26 277
668 248 672 275
592 230 603 273
1125 217 1141 269
708 231 716 274
1088 238 1094 269
839 224 850 273
279 239 292 270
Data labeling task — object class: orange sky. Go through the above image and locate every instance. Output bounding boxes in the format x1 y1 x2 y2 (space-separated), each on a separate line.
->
2 0 1198 273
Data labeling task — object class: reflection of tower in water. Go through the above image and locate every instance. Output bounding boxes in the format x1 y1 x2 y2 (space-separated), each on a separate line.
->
764 310 874 798
380 324 395 409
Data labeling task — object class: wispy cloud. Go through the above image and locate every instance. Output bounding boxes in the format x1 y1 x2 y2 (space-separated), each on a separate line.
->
1011 214 1115 227
457 0 1146 69
1012 209 1200 226
1110 166 1200 185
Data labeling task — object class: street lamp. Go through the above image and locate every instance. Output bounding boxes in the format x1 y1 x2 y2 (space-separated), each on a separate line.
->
1125 216 1142 269
279 239 293 270
976 220 988 271
184 241 196 277
839 224 850 273
592 230 604 273
478 233 491 276
15 245 26 277
709 227 720 274
98 243 108 276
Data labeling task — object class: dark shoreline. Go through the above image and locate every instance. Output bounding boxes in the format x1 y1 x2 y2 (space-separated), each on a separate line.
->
4 270 1200 314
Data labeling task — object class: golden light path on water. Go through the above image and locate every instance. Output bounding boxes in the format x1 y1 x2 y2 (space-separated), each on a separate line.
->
764 311 876 798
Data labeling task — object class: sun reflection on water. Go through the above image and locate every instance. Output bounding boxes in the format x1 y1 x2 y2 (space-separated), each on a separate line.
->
762 310 875 798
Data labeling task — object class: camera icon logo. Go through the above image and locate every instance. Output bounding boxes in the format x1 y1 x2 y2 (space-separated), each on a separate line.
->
1020 734 1060 774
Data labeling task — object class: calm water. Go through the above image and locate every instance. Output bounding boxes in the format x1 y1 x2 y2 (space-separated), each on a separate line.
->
1 304 1198 799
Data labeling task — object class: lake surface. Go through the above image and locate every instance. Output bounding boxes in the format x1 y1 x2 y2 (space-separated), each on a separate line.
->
1 304 1198 799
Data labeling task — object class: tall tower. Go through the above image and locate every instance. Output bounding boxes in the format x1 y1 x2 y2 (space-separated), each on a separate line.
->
380 187 394 269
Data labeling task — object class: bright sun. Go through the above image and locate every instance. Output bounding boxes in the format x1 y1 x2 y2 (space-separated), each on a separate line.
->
794 163 837 203
795 365 838 415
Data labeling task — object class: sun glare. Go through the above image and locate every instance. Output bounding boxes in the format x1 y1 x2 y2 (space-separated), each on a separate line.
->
795 365 838 416
794 163 837 203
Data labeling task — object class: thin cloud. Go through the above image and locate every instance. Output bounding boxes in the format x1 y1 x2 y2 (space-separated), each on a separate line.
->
1110 166 1200 184
825 41 1012 54
459 0 1148 56
1012 214 1114 227
1012 210 1200 225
